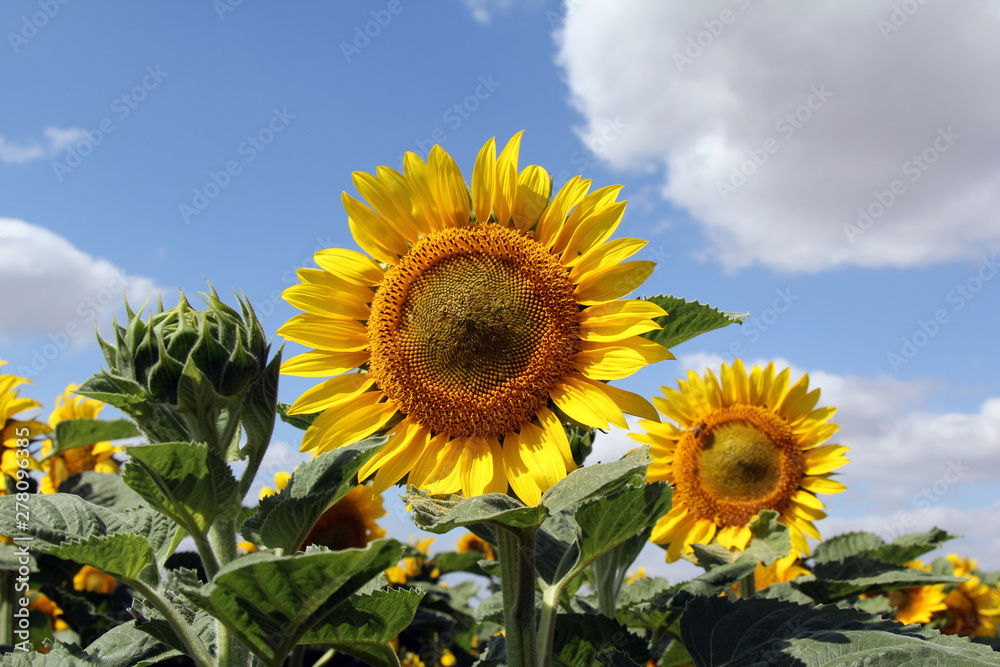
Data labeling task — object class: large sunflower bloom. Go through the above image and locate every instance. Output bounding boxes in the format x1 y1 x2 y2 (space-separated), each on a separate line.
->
632 360 848 562
39 384 121 494
279 133 671 504
940 554 1000 637
0 359 48 494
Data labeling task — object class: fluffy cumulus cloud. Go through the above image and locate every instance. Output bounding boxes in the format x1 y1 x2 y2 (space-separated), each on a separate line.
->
0 127 86 165
554 2 1000 272
0 218 164 344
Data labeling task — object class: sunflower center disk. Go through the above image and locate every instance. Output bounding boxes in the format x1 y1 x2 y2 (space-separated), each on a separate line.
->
369 225 580 438
676 405 805 528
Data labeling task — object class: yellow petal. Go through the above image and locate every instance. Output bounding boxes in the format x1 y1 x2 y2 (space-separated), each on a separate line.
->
536 407 576 472
551 372 626 429
804 445 850 475
571 238 648 281
512 165 551 231
277 314 369 352
471 138 496 224
363 420 431 494
407 432 451 489
579 317 660 342
282 284 370 321
580 299 667 321
503 423 563 506
287 374 375 415
651 506 691 544
420 436 466 494
378 165 431 236
551 185 622 256
280 349 369 377
301 392 396 454
561 201 627 267
353 171 422 244
534 176 591 249
800 476 847 495
312 248 384 286
597 383 659 422
492 131 522 225
574 261 655 304
459 436 506 497
428 145 470 229
404 152 443 231
574 339 674 381
343 193 408 264
792 489 826 511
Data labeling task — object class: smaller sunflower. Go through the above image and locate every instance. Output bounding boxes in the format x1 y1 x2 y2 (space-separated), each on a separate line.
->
255 471 386 551
386 536 436 585
456 533 495 561
633 360 848 562
73 565 116 594
940 554 1000 637
0 359 49 493
39 384 121 494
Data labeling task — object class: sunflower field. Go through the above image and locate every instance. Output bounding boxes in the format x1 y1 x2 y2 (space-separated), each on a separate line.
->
1 135 998 667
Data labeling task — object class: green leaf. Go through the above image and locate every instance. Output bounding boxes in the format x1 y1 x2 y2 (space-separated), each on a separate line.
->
0 643 94 666
81 620 180 667
178 539 403 667
299 588 424 667
130 595 217 659
690 510 791 570
0 493 138 547
76 372 191 444
868 528 959 565
640 295 747 350
238 346 282 463
407 489 548 533
59 471 145 512
551 614 649 667
542 447 652 515
0 542 37 571
123 441 240 537
277 401 321 430
798 556 965 603
431 550 491 575
241 436 386 552
49 533 158 587
812 531 886 563
573 483 672 573
680 596 1000 666
42 419 141 459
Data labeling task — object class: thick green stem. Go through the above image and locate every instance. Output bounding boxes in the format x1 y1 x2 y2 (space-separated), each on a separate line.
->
593 550 620 617
0 571 13 647
208 519 248 666
537 586 561 667
131 579 215 667
738 570 756 598
496 526 538 667
190 532 221 580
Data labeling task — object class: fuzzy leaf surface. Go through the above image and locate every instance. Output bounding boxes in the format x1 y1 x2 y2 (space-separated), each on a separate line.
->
641 295 747 350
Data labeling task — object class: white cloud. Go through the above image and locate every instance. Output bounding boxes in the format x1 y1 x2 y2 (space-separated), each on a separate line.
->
0 218 165 344
0 126 86 165
554 2 1000 272
459 0 544 24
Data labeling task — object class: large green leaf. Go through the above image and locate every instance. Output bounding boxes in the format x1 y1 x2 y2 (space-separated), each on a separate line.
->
812 530 885 563
299 588 424 667
59 471 145 512
680 596 1000 666
542 447 651 515
640 296 747 350
178 539 403 667
42 418 141 460
277 401 321 431
868 528 959 565
49 533 158 587
408 490 548 533
123 441 240 537
75 372 191 444
689 510 791 570
241 436 386 551
82 620 181 667
0 493 139 547
799 556 965 603
551 614 649 667
573 483 672 573
237 346 281 466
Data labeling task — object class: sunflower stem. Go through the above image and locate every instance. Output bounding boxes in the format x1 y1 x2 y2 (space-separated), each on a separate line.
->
497 525 538 667
593 549 621 617
0 570 13 648
738 570 756 598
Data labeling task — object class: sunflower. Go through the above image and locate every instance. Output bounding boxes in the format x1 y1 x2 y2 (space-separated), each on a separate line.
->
632 360 847 562
278 133 671 505
0 359 48 494
940 554 1000 637
251 472 386 551
456 532 495 561
73 565 117 594
386 536 436 585
879 560 949 625
39 384 121 494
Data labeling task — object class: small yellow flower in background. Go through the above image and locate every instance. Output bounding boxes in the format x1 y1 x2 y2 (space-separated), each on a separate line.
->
753 553 810 590
869 560 947 625
0 359 49 493
387 536 436 584
73 565 116 594
29 591 69 632
252 471 386 551
39 384 121 494
439 649 456 667
456 532 495 561
940 554 1000 637
237 541 258 555
625 567 647 584
279 132 672 506
633 360 848 562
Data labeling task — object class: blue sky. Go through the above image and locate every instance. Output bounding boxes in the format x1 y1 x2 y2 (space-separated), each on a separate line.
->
1 1 998 574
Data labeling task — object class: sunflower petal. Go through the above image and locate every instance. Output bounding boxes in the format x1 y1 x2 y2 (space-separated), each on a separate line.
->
343 193 408 264
301 392 396 454
313 249 384 286
534 176 591 249
365 420 431 494
598 382 660 422
428 145 471 228
513 165 551 231
287 374 375 415
561 201 627 266
282 284 371 321
493 131 522 225
281 349 369 377
472 138 496 224
420 436 466 494
407 433 451 489
353 171 422 244
460 436 507 496
575 261 656 304
503 423 563 505
575 339 674 380
571 238 649 281
277 314 369 352
800 475 847 495
404 152 442 231
537 407 576 471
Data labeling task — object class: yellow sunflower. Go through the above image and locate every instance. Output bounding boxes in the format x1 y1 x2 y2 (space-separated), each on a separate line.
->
73 565 117 594
278 133 671 505
940 554 1000 637
0 359 48 494
386 536 436 585
632 360 848 562
39 384 121 494
881 560 948 625
252 472 386 551
456 532 495 561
